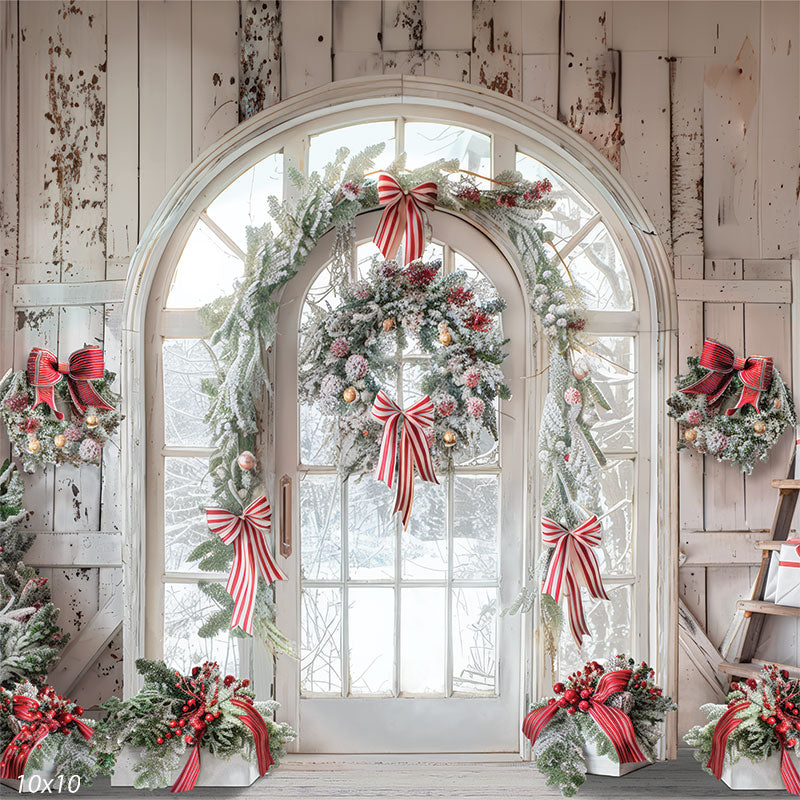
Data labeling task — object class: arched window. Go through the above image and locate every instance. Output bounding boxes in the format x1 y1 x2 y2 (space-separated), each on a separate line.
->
131 83 675 754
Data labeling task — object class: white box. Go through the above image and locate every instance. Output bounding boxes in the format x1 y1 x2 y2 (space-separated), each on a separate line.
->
720 748 800 791
0 756 61 793
775 539 800 607
110 745 260 788
583 738 650 776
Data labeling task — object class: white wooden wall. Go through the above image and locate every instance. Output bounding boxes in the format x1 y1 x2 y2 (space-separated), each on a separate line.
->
0 0 798 736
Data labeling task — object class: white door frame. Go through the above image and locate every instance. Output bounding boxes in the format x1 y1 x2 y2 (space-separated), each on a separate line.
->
122 75 678 752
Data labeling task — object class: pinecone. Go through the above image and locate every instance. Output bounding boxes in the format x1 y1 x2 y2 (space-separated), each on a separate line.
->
607 691 635 715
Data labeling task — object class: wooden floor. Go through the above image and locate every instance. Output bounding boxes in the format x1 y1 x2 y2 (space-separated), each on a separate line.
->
71 749 776 799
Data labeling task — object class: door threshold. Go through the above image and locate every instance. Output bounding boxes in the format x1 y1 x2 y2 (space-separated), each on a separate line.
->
284 753 525 764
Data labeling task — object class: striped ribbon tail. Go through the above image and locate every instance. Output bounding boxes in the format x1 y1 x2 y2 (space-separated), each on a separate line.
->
231 698 274 776
170 741 202 793
372 174 438 264
372 391 438 529
206 496 285 635
730 355 773 415
587 702 647 764
781 744 800 794
707 701 750 779
521 702 561 747
541 515 608 649
64 347 113 416
26 348 65 420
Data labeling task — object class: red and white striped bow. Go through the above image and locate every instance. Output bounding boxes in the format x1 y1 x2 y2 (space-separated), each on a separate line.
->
206 495 285 635
372 174 438 265
372 391 438 529
541 515 609 648
27 346 113 420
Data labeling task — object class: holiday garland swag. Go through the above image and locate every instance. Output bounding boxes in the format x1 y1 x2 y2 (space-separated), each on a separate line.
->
192 143 618 651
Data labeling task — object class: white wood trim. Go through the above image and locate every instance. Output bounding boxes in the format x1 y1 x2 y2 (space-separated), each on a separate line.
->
675 278 792 303
122 78 678 747
13 280 126 307
25 532 122 567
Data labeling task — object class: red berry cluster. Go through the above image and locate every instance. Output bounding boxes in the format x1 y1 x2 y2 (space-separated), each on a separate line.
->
6 393 29 412
629 660 663 698
455 184 481 204
496 193 516 208
463 309 493 332
404 261 440 288
567 314 586 331
547 661 605 716
522 179 553 202
446 286 474 307
734 666 800 749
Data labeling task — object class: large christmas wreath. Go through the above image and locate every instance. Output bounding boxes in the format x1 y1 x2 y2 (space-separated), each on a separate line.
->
667 339 795 474
298 257 510 475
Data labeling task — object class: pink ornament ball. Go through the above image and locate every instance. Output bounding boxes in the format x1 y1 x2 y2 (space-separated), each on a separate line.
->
464 369 480 389
78 437 102 462
330 338 350 358
564 387 582 406
436 395 457 417
64 423 82 442
686 409 702 426
6 393 29 412
345 354 368 381
467 397 485 418
237 451 256 471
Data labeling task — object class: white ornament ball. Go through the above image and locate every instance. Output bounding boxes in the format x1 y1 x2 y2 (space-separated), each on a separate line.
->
78 437 102 462
237 451 256 471
564 387 582 406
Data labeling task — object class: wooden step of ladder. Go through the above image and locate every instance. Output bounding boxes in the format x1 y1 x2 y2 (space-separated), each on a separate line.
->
718 452 800 678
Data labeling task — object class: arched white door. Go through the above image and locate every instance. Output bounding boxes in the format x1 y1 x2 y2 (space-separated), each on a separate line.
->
275 210 529 753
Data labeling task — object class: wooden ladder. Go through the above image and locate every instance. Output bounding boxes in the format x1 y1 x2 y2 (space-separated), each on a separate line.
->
719 452 800 680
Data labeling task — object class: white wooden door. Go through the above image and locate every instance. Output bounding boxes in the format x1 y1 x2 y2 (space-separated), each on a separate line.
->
275 211 527 753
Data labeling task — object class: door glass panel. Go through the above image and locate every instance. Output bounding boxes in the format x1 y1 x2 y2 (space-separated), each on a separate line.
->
163 339 217 447
348 479 396 580
349 587 395 695
452 587 497 695
405 123 491 181
164 456 210 573
453 475 499 580
596 459 635 576
301 587 343 694
400 587 446 694
301 475 342 581
401 481 448 580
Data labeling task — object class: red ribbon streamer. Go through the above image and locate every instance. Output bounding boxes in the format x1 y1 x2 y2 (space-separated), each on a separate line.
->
372 174 438 265
0 695 93 781
206 496 286 635
522 669 647 764
680 338 773 415
170 696 273 793
26 346 113 420
371 391 438 530
708 700 800 794
541 515 609 649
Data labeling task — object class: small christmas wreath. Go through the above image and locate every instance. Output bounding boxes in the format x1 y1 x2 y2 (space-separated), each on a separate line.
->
667 339 795 474
0 347 121 471
298 257 510 475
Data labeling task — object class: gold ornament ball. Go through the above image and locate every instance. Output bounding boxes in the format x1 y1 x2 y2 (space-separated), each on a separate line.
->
53 433 66 448
85 414 99 429
753 419 767 435
28 438 41 454
443 430 457 447
438 330 452 346
343 386 357 403
684 428 698 442
237 451 256 471
382 317 395 332
774 398 782 410
572 365 589 381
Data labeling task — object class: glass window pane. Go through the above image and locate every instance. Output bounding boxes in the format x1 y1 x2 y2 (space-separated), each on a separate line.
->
597 459 635 576
400 587 445 695
453 252 496 305
402 481 447 580
405 123 490 181
453 475 499 580
301 475 342 580
301 587 343 694
452 587 497 695
163 339 217 447
300 401 337 466
164 582 246 675
580 336 635 451
166 219 245 308
516 151 597 242
348 587 394 695
164 457 209 573
557 583 632 676
206 153 284 251
348 478 396 580
566 223 633 311
309 121 396 176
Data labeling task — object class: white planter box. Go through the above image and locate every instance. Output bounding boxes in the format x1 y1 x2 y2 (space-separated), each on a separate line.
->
0 756 74 794
110 745 260 788
720 749 800 791
583 739 650 777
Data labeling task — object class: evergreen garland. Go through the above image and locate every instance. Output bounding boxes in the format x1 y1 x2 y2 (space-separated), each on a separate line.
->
667 355 795 474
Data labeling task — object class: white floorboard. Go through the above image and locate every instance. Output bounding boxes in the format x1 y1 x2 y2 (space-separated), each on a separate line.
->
65 749 779 798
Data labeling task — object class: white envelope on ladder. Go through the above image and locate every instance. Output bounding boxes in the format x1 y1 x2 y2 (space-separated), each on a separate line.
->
775 539 800 608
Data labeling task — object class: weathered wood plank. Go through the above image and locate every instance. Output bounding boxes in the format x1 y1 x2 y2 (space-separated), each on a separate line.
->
47 566 99 644
707 567 754 646
678 598 727 696
239 0 281 120
382 49 424 75
471 0 521 99
191 0 239 159
0 0 19 267
281 0 332 98
25 531 122 567
14 279 124 307
521 54 557 118
743 259 792 280
422 51 470 83
675 279 790 303
520 0 559 54
382 0 422 52
619 52 671 258
759 0 800 258
423 0 471 51
106 0 138 275
679 567 707 628
101 302 122 534
138 0 192 232
669 57 704 259
610 0 667 52
17 0 107 283
704 258 742 280
680 531 765 566
333 0 381 81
